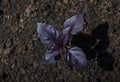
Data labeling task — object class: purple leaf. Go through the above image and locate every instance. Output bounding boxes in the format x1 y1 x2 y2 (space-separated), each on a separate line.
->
37 23 59 46
64 14 84 34
41 44 60 64
59 27 70 47
64 47 88 68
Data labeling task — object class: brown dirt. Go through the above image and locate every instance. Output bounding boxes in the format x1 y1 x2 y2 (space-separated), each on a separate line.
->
0 0 120 82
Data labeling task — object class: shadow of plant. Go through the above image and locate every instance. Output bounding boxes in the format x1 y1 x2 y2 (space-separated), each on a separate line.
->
71 22 114 71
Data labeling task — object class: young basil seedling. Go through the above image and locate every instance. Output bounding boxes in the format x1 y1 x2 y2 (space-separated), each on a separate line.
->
37 14 88 68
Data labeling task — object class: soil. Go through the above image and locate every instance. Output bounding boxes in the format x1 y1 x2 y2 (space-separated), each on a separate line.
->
0 0 120 82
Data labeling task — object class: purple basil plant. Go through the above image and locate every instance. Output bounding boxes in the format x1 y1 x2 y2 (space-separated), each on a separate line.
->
37 14 88 68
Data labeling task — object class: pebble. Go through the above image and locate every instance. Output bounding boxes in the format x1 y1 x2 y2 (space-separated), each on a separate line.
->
25 4 37 17
63 0 68 4
4 48 12 55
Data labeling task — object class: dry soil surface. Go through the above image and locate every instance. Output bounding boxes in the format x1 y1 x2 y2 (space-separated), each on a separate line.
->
0 0 120 82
